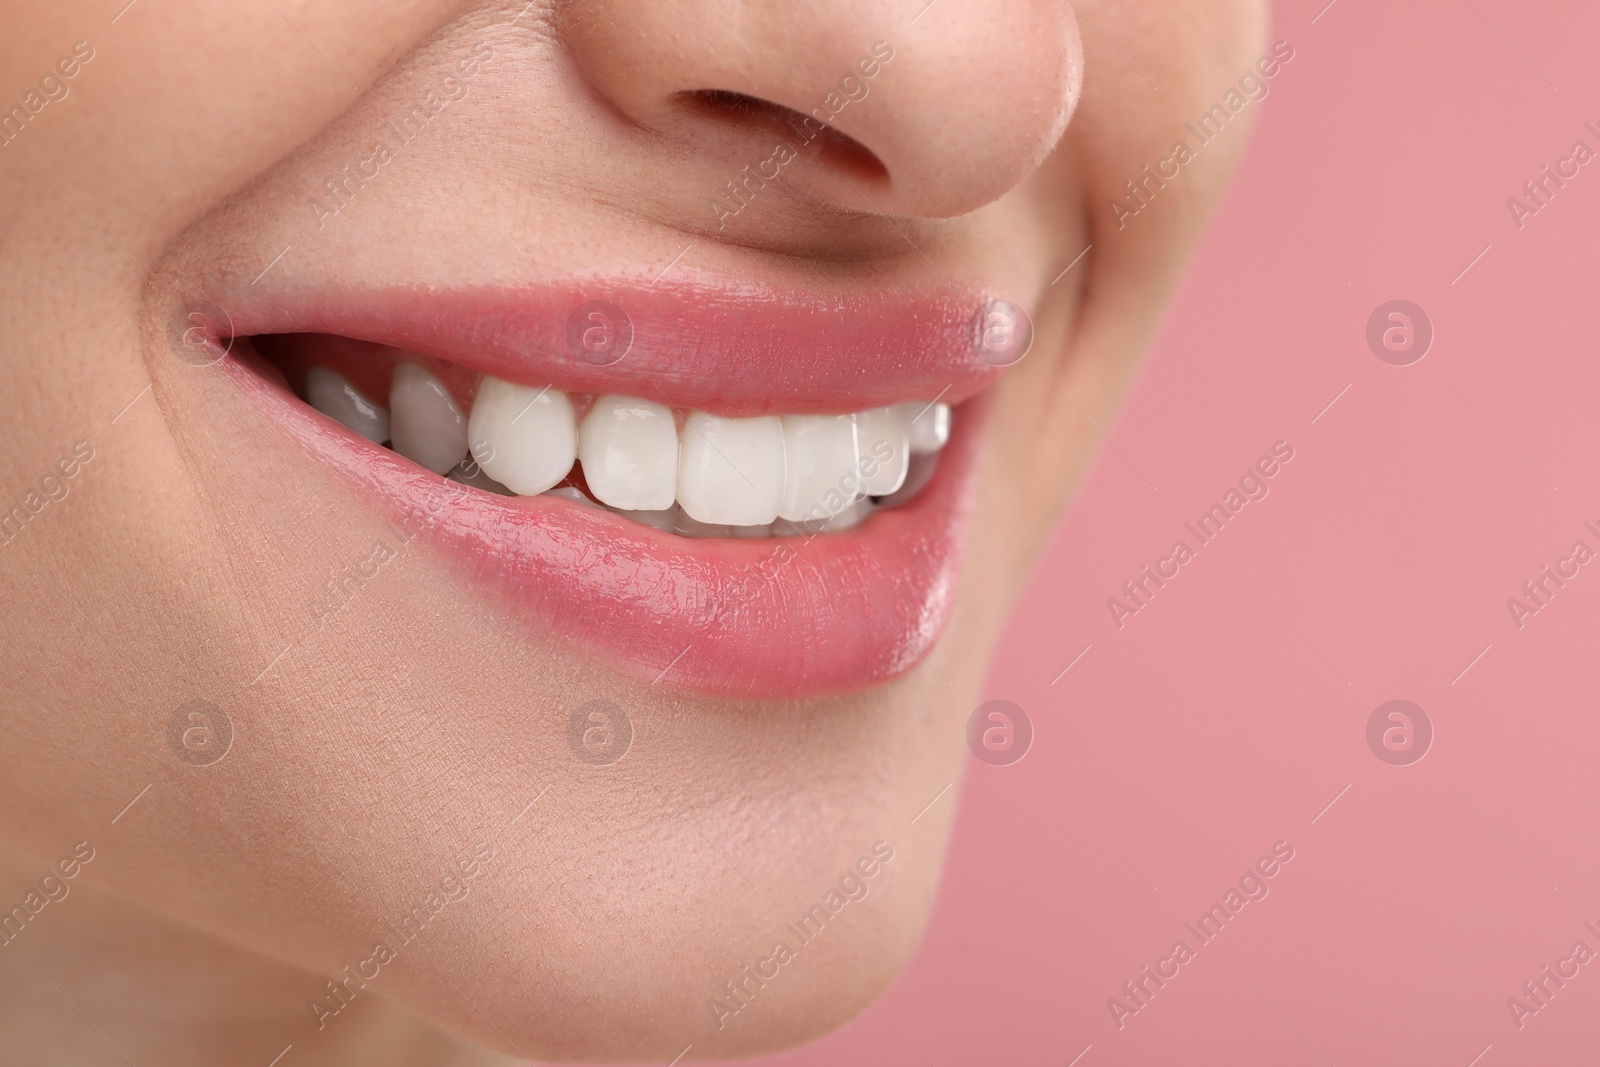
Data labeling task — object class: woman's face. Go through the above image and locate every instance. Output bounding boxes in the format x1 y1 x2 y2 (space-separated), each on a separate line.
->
0 0 1260 1059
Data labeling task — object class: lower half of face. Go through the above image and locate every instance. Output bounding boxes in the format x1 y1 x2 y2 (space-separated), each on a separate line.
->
0 0 1260 1057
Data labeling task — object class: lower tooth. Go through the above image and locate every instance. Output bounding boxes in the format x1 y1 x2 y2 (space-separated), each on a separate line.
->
611 505 679 531
541 486 602 509
876 451 937 509
730 523 774 538
447 459 514 495
675 512 733 539
305 366 390 443
390 363 469 474
771 517 830 537
822 499 871 532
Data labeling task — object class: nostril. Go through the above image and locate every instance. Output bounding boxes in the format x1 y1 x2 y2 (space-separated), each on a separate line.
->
675 89 890 187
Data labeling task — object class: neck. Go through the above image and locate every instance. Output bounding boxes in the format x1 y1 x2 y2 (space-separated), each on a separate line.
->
0 840 509 1067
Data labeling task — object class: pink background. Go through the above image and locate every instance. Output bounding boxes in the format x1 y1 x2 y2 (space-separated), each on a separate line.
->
736 0 1600 1062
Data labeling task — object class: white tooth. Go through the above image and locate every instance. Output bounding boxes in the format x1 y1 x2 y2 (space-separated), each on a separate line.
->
306 366 390 443
878 451 938 510
899 401 951 455
772 517 828 537
675 512 732 538
779 414 860 522
578 395 678 511
611 505 678 531
852 406 909 496
466 376 577 496
823 498 872 532
676 412 785 526
447 458 514 495
541 485 602 509
390 363 468 473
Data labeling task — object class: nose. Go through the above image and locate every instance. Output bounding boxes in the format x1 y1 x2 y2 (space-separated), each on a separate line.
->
560 0 1083 219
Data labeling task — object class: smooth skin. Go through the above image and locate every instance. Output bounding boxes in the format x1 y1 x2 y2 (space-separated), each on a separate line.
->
0 1 1262 1062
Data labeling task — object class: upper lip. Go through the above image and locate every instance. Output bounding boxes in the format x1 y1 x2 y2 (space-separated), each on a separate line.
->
200 272 1008 416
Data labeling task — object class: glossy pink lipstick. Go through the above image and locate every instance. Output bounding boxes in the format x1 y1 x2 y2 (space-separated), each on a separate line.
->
193 278 1012 697
202 275 1011 415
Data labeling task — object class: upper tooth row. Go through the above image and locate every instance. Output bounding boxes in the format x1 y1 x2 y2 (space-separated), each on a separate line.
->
341 365 950 526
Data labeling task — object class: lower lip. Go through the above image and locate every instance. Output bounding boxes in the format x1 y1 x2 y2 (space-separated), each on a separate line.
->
226 355 985 699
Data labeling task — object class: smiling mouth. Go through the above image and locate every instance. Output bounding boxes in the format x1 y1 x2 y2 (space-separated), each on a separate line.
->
255 331 955 539
182 277 1013 697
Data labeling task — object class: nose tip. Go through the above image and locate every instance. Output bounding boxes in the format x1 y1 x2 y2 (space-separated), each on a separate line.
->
561 1 1084 219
